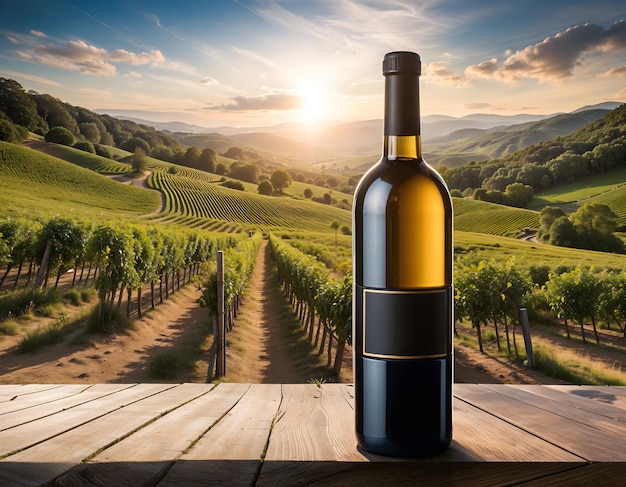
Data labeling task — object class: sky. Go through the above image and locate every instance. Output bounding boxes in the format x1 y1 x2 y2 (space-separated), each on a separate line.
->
1 0 626 128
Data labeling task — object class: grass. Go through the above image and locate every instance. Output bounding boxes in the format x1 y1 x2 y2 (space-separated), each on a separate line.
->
533 342 626 385
148 349 183 379
0 141 160 220
454 230 626 271
456 320 626 386
0 287 62 320
530 167 626 207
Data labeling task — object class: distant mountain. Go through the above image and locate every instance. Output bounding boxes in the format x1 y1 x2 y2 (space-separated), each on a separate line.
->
96 101 624 158
426 108 615 166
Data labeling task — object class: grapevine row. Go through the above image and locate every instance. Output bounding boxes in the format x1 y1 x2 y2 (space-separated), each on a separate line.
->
198 232 263 331
268 233 351 376
0 216 242 325
147 170 351 233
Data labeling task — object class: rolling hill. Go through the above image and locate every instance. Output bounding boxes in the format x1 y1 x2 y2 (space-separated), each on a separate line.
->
0 141 159 219
427 109 612 166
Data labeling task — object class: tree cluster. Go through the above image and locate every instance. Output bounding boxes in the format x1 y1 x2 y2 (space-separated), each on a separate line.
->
537 203 625 253
455 258 626 356
439 104 626 206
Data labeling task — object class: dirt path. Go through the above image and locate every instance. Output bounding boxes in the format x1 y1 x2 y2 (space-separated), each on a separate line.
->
223 239 317 383
1 239 600 386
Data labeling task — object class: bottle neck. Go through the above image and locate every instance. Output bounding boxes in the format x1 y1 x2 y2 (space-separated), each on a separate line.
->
383 71 421 161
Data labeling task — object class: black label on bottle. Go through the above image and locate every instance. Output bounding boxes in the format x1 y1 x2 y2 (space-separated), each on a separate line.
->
357 286 451 359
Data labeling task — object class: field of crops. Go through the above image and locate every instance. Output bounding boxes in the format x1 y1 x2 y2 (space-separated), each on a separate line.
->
455 230 626 270
0 142 160 219
147 170 352 233
453 198 540 236
22 140 133 174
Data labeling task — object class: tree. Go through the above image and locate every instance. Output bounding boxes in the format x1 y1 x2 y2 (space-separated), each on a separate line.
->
330 220 339 246
0 78 43 131
198 148 217 173
548 216 578 247
303 188 313 199
79 122 101 143
571 203 618 235
223 146 245 160
231 162 259 183
257 179 273 195
504 182 533 207
271 170 292 194
121 136 150 154
45 126 75 146
0 118 28 142
455 260 501 353
538 206 566 241
74 141 95 153
183 146 201 168
132 147 148 174
31 93 78 133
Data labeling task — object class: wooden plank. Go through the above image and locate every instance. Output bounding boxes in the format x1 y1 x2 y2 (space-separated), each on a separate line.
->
0 383 135 431
0 383 171 457
514 385 626 424
455 383 626 462
545 384 626 411
256 462 584 487
515 462 626 486
480 384 626 438
257 385 581 486
0 384 90 415
46 383 249 487
159 383 282 486
262 383 362 463
0 384 68 402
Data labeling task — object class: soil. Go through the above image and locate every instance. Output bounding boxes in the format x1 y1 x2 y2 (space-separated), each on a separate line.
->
1 238 622 386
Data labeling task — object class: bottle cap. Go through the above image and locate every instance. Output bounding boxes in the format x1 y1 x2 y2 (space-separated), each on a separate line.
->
383 51 421 75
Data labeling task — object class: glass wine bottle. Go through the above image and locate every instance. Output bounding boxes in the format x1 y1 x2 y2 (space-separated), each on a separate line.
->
353 51 453 457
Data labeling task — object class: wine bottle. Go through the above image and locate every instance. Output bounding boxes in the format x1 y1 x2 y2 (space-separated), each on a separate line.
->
352 51 453 457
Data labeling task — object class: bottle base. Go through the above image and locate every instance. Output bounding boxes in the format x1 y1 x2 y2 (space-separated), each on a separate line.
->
357 434 450 458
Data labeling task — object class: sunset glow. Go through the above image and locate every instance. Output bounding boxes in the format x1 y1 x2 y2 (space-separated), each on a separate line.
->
1 1 625 128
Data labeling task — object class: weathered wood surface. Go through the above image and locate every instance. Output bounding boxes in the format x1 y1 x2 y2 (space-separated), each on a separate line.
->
0 383 625 486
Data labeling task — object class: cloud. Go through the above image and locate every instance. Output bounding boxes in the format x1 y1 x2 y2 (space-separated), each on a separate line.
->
15 39 165 76
424 61 469 87
465 21 626 84
600 65 626 77
199 76 218 85
30 30 46 38
0 70 61 87
208 93 304 111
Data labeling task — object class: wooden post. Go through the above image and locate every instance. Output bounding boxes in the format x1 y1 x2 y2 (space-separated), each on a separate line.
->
34 240 52 289
519 308 535 368
216 250 226 378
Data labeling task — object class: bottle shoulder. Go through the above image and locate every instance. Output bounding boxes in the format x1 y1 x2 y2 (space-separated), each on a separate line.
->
355 158 451 205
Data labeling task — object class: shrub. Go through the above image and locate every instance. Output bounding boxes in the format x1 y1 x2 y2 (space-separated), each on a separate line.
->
73 140 95 153
148 349 181 378
45 126 75 146
87 305 134 333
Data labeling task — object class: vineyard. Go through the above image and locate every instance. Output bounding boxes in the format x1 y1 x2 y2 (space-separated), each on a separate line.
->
454 198 539 236
147 168 352 233
4 135 626 385
0 142 159 219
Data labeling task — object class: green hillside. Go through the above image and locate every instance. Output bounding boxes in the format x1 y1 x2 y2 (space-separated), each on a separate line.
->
147 168 351 233
455 231 626 270
453 198 539 236
427 109 610 164
0 142 159 219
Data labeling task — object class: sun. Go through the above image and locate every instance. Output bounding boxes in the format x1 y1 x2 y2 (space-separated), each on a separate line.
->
297 81 328 123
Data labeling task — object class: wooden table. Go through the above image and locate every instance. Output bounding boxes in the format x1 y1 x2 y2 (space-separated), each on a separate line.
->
1 383 625 486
